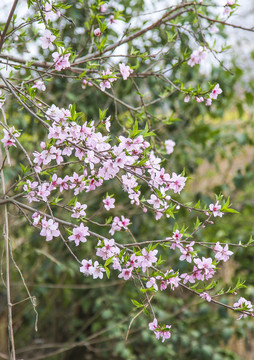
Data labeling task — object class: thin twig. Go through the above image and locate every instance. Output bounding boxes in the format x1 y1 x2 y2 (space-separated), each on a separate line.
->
9 243 38 331
0 143 16 359
0 0 19 53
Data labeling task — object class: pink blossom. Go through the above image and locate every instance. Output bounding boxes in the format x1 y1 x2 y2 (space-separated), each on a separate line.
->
147 194 161 209
40 218 60 241
194 257 214 271
37 183 51 201
195 96 204 103
233 297 253 319
206 98 212 106
156 276 168 291
82 79 93 89
113 151 129 169
32 212 41 226
69 172 86 195
148 318 171 342
146 277 158 291
192 265 205 281
68 223 90 246
52 51 71 71
94 28 102 37
112 257 122 271
179 241 195 263
168 172 186 194
91 261 105 279
227 0 235 5
56 175 69 192
118 268 133 280
100 4 107 12
210 24 219 34
187 46 207 67
1 126 20 148
149 318 158 332
194 257 215 280
173 230 182 242
100 69 117 91
213 242 233 262
43 2 58 23
40 29 56 50
223 6 230 16
105 115 111 131
80 259 93 276
167 274 180 290
165 139 175 155
127 254 141 269
100 80 111 91
109 216 121 235
103 195 115 211
200 292 211 302
33 149 55 166
140 248 158 272
122 173 138 192
108 15 117 24
32 81 46 91
71 202 87 218
120 215 130 229
108 15 116 24
96 238 119 260
210 84 222 100
49 174 58 191
159 326 172 342
50 146 63 164
147 151 161 170
1 130 14 148
184 94 190 103
181 272 196 284
119 63 133 80
155 210 163 220
209 201 223 217
170 229 183 250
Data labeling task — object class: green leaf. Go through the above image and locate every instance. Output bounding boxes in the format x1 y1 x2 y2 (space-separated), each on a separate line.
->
105 257 113 267
99 108 108 121
20 163 29 174
105 266 110 279
131 299 143 308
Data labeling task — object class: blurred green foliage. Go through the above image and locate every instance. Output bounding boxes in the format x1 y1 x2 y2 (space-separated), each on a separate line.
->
1 0 254 359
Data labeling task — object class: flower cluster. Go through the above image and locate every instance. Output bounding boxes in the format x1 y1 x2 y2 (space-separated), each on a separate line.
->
68 223 90 246
200 291 211 302
213 242 233 262
94 28 102 37
233 297 253 320
32 81 46 92
209 201 223 217
40 218 60 241
119 63 133 80
17 98 251 341
1 0 253 349
43 1 61 23
52 51 71 71
165 139 175 155
40 29 56 50
80 259 105 279
1 126 20 148
184 83 222 106
23 104 186 223
99 69 117 91
149 318 171 342
187 46 207 67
